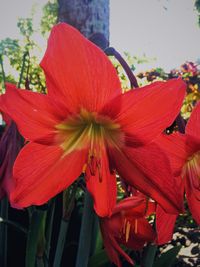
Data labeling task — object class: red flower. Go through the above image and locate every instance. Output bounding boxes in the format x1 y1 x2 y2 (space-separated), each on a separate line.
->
0 23 186 216
100 196 156 267
155 102 200 243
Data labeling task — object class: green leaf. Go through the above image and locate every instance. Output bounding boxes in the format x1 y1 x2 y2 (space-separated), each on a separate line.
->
93 228 103 253
142 244 157 267
0 198 8 267
153 246 182 267
88 249 109 267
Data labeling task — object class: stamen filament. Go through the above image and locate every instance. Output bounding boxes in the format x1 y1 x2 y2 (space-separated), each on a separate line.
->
125 221 131 242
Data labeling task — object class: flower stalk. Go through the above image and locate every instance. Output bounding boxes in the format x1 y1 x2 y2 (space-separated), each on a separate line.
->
18 51 29 88
75 191 96 267
53 184 78 266
105 47 139 88
26 208 47 267
141 244 157 267
0 55 6 89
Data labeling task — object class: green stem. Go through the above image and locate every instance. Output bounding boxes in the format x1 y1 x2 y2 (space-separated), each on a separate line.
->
53 218 70 267
0 198 8 267
75 191 95 267
142 244 157 267
53 184 77 267
18 51 28 88
26 209 46 267
90 215 99 256
45 199 55 261
0 55 6 89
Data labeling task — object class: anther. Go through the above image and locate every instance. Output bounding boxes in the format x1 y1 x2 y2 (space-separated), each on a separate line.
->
82 163 87 174
97 159 102 182
125 221 131 242
88 155 97 176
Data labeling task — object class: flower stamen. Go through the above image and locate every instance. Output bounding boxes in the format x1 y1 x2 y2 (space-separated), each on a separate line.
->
125 220 131 242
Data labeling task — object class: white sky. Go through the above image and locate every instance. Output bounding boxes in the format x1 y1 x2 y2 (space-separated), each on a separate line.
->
0 0 47 39
0 0 200 72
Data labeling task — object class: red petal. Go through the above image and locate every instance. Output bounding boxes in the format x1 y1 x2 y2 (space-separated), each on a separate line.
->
100 220 133 267
10 143 87 207
185 172 200 224
109 234 134 266
1 112 11 125
111 143 184 214
186 101 200 139
40 23 121 112
112 196 144 214
156 205 177 245
124 199 150 218
117 217 155 250
155 133 189 176
129 218 156 244
104 79 186 146
86 148 117 217
0 84 69 144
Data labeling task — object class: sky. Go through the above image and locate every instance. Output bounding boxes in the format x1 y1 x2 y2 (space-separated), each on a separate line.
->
0 0 200 72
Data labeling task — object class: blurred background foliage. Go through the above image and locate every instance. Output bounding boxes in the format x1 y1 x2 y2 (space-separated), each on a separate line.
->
0 1 58 94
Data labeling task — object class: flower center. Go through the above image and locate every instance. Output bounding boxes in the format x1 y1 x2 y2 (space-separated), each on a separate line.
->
55 109 123 156
121 217 138 242
182 151 200 190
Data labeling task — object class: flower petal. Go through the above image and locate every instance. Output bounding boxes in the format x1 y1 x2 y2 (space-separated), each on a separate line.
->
0 83 69 144
186 101 200 139
109 234 134 266
100 219 134 267
125 218 156 249
103 79 186 146
86 148 117 217
156 205 177 245
112 196 144 214
111 143 184 214
185 172 200 224
10 143 87 207
155 133 189 176
40 23 121 112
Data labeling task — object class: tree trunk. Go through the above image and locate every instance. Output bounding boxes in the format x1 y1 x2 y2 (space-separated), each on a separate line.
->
58 0 109 41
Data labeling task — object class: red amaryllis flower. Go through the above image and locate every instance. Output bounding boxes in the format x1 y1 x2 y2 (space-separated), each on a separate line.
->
155 101 200 243
100 196 156 267
0 120 23 199
0 23 186 216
